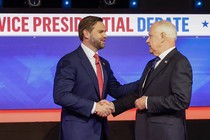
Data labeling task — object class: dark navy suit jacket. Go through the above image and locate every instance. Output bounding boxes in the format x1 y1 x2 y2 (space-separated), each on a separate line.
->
53 46 139 140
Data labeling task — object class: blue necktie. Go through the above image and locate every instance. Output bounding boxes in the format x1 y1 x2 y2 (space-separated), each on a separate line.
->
151 56 160 71
143 56 160 90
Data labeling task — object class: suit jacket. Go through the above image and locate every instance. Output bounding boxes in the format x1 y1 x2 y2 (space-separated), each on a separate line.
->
53 46 139 140
113 48 193 140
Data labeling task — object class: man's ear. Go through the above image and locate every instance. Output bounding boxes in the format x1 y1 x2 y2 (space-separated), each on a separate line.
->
83 29 89 39
160 32 166 43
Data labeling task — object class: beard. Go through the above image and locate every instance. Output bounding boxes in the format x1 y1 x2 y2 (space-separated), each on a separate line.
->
90 35 105 50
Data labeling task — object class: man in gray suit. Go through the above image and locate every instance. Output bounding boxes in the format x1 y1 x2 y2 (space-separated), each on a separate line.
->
105 20 193 140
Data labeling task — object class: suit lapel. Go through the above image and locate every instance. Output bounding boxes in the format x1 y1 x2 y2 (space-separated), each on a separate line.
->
143 49 178 91
76 46 101 98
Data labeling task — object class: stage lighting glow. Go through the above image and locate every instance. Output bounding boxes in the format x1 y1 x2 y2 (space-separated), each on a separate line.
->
195 0 203 8
63 0 71 8
65 1 69 5
130 0 138 8
132 1 136 5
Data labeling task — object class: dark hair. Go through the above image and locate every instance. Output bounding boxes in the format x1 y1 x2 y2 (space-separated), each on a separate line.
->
78 16 103 41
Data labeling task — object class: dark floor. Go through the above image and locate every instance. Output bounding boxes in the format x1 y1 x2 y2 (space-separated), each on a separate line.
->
0 120 210 140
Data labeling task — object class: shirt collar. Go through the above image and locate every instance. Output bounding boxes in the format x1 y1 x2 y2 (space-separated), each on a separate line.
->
81 43 97 59
159 47 175 60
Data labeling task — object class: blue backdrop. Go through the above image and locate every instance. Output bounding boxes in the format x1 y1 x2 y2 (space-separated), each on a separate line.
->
0 36 209 109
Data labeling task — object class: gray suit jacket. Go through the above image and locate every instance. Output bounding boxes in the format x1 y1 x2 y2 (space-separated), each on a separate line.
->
113 48 193 140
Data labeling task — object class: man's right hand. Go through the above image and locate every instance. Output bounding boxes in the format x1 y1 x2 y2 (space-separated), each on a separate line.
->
95 100 115 117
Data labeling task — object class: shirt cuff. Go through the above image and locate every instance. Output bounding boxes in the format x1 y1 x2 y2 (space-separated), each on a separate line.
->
145 96 148 109
91 102 96 114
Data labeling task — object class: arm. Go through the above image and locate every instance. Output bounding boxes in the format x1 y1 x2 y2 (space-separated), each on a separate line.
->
53 58 94 117
112 91 139 116
103 59 140 99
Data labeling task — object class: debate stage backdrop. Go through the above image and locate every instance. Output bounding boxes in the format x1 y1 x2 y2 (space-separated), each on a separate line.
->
0 14 210 110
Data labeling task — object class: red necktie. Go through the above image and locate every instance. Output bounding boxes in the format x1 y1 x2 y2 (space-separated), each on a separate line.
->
94 54 103 99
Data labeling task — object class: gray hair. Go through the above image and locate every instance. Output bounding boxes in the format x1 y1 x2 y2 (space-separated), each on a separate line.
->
155 20 177 40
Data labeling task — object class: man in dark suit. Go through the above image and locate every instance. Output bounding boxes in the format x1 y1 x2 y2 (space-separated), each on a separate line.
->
53 16 139 140
110 20 193 140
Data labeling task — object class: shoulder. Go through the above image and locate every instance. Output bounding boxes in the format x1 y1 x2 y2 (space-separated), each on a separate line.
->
56 48 81 68
59 47 81 62
175 51 191 64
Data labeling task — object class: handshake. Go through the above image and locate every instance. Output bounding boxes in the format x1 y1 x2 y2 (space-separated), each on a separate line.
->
94 96 147 117
95 100 115 117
